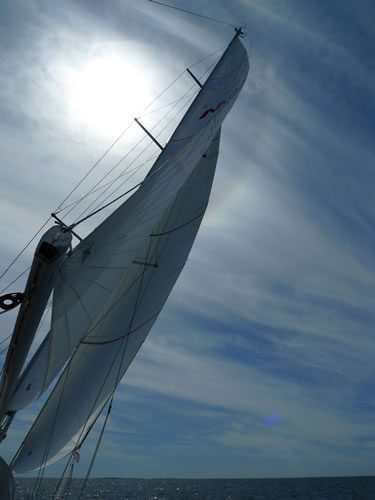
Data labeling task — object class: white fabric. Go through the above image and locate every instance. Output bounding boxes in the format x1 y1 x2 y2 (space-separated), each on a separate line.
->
12 131 221 473
12 33 249 473
9 35 248 412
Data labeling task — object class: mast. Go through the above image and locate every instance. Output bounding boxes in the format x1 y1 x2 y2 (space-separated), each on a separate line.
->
0 226 71 438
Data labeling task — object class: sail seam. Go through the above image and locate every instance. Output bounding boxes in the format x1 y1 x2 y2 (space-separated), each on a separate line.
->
75 237 158 496
150 211 205 237
80 310 161 345
65 282 93 325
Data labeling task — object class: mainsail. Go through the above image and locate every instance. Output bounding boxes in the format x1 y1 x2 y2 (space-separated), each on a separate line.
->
10 32 249 473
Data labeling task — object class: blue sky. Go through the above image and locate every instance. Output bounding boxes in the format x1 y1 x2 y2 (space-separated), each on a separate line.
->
0 0 375 479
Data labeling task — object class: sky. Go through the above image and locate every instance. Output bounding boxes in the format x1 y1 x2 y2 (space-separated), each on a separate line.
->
0 0 375 480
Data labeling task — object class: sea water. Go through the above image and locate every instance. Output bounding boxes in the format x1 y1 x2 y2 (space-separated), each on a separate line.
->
15 476 375 499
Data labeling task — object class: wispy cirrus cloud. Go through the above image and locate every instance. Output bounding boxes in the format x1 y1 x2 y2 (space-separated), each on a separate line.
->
1 0 375 480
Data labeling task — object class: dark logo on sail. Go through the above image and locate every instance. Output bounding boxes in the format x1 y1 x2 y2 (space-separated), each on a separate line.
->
199 81 245 120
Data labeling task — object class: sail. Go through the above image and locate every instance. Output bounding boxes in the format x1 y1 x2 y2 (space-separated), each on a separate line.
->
12 129 222 473
8 33 249 412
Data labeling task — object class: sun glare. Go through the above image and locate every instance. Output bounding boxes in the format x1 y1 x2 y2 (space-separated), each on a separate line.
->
65 53 151 137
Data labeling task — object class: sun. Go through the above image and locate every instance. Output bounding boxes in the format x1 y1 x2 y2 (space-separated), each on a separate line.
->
65 52 151 137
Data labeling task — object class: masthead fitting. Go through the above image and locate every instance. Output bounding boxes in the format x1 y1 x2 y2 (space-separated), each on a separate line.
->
234 26 246 38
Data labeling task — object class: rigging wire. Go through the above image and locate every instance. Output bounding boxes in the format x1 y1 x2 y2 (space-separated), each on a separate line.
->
70 94 197 226
188 43 227 69
74 86 199 223
5 41 228 494
70 50 222 228
71 135 154 224
72 101 218 229
55 67 190 217
0 44 224 288
22 266 151 497
31 231 160 498
74 165 199 498
0 340 11 358
53 45 222 220
138 45 225 119
0 333 12 348
148 0 235 28
77 237 156 499
77 398 113 498
1 23 241 497
0 73 184 287
14 104 216 491
54 122 135 215
52 450 79 500
0 217 51 286
138 91 196 118
57 137 156 220
56 154 158 215
0 266 30 296
26 351 75 500
73 141 154 224
69 61 212 223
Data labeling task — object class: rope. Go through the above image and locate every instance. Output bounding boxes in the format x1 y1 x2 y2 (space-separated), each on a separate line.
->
77 237 156 499
61 45 223 224
0 266 30 295
0 72 189 287
148 0 235 28
61 138 153 221
77 398 113 499
40 266 150 499
58 74 200 224
23 348 75 500
0 41 224 287
0 217 50 285
18 111 203 490
54 122 135 215
0 27 237 498
52 450 79 499
138 91 196 118
77 98 197 223
56 154 158 215
188 45 227 70
71 138 152 224
70 88 198 227
70 49 223 228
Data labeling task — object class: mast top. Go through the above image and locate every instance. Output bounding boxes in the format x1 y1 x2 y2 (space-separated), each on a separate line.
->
234 26 246 38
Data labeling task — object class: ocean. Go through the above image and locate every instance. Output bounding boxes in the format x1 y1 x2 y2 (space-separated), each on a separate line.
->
14 476 375 499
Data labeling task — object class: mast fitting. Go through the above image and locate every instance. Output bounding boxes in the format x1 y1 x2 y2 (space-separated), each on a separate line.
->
51 213 83 242
0 293 24 312
134 118 164 151
234 26 246 37
186 68 203 88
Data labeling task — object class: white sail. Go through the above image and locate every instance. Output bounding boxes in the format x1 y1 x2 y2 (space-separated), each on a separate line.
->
8 34 249 412
12 129 222 473
11 33 249 473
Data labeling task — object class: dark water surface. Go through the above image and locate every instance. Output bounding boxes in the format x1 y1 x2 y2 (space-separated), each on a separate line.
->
15 476 375 499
